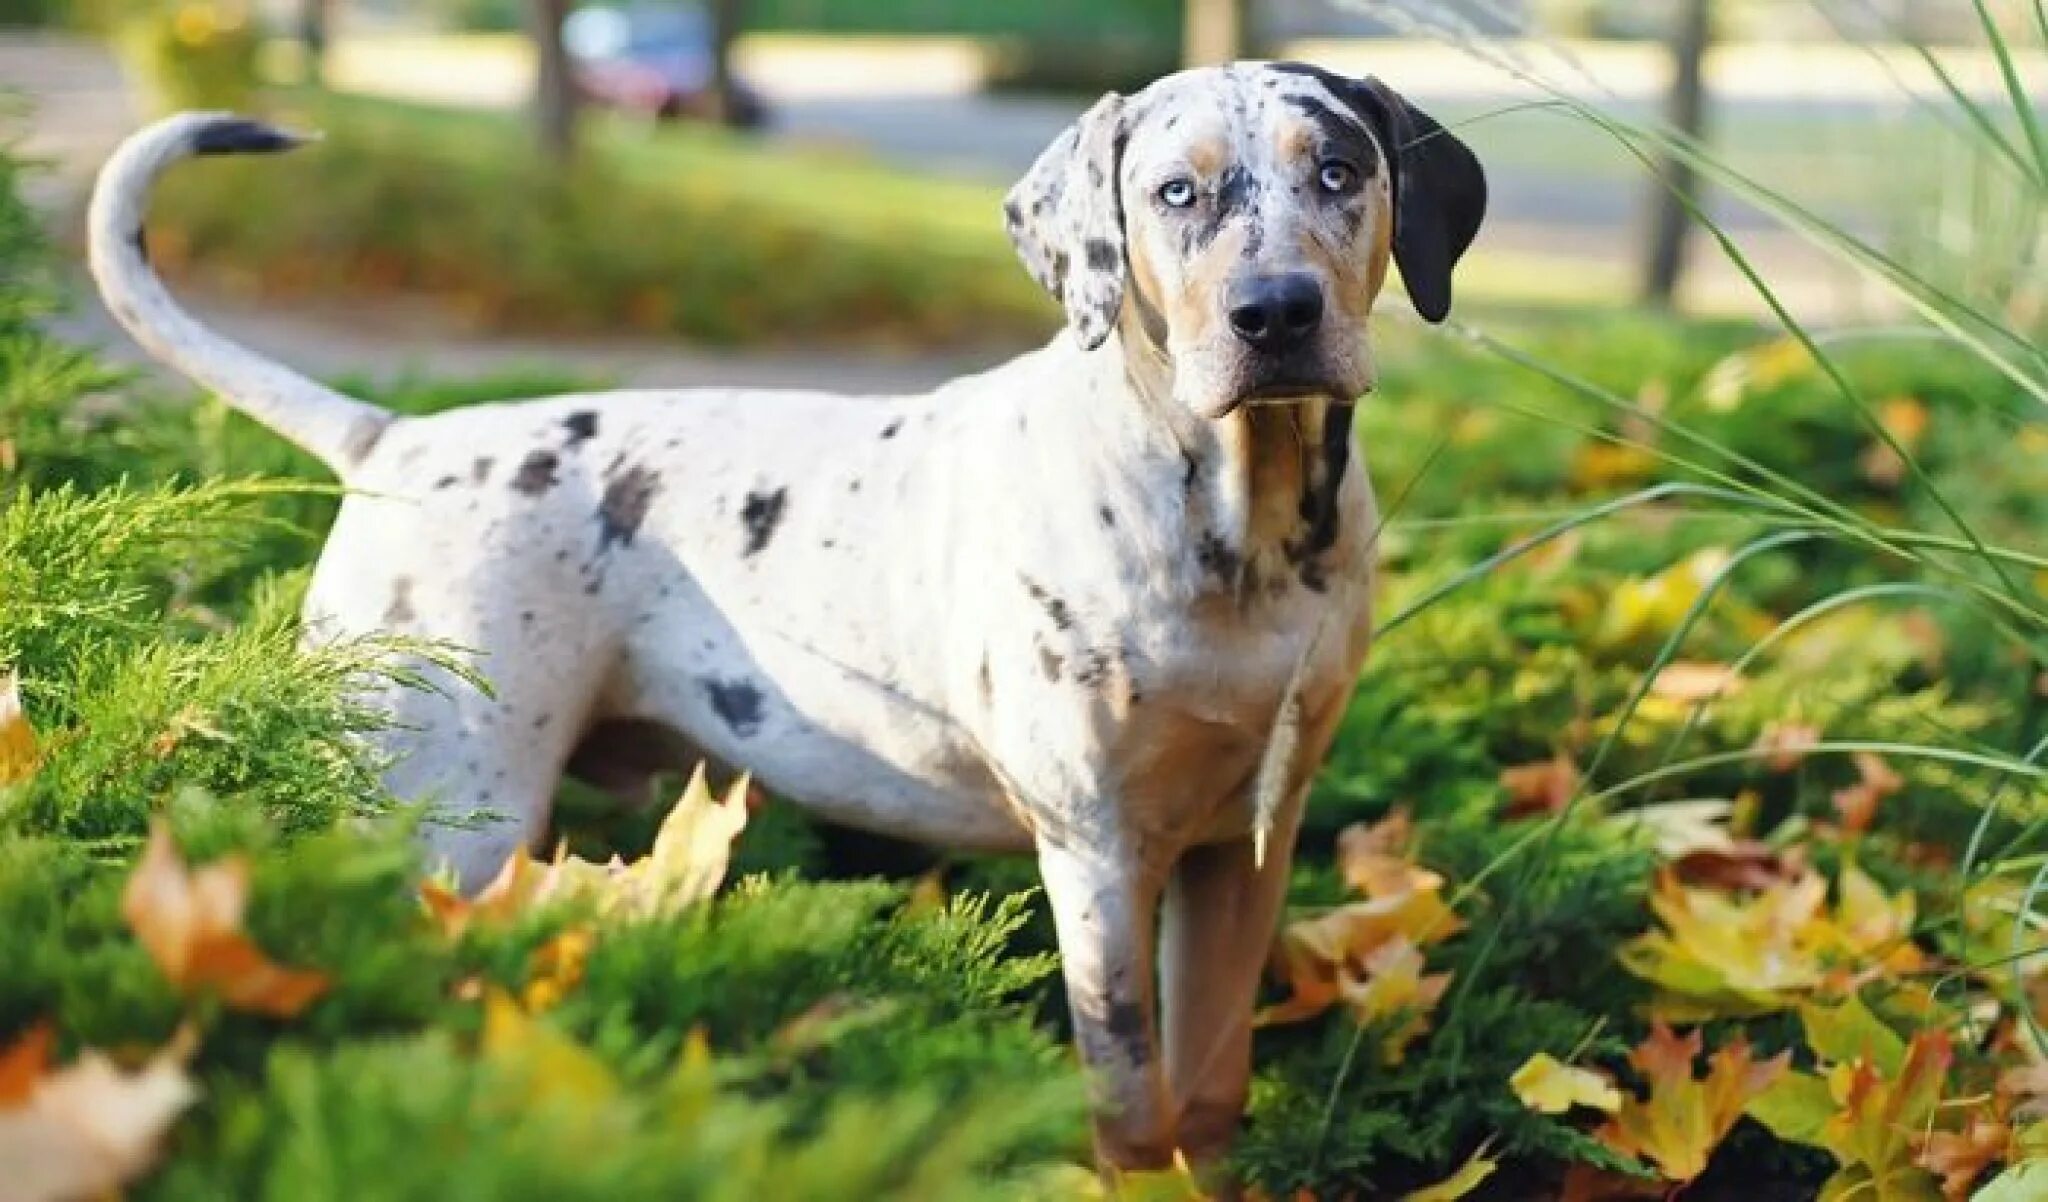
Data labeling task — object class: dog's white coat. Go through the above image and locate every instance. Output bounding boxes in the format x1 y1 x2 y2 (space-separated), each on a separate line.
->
87 65 1484 1175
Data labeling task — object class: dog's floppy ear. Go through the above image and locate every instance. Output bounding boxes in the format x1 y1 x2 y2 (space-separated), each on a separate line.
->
1352 77 1487 324
1004 92 1128 350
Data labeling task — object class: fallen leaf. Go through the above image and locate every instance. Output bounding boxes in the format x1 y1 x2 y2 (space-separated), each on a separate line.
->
1916 1115 2009 1201
423 764 749 933
1816 1029 1952 1200
1614 799 1736 861
1571 441 1660 492
1596 549 1730 648
1675 839 1802 892
1337 808 1434 897
1832 751 1905 836
1998 1062 2048 1121
521 926 594 1014
1511 1052 1623 1115
1336 937 1452 1064
0 671 38 787
1648 661 1743 704
1596 1023 1787 1184
606 764 750 920
1755 722 1823 772
0 1028 197 1202
1619 865 1923 1020
479 988 617 1111
1260 880 1463 1029
0 1025 54 1106
121 819 329 1017
1399 1142 1498 1201
1501 751 1578 819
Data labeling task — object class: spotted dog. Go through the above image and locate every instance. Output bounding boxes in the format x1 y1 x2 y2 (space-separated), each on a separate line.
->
87 63 1484 1176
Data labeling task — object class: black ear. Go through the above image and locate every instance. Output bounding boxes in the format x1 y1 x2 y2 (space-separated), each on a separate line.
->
1003 92 1128 350
1354 78 1487 323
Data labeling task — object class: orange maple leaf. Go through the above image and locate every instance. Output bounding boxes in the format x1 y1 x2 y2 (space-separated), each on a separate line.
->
121 819 329 1018
1595 1022 1787 1184
0 671 38 787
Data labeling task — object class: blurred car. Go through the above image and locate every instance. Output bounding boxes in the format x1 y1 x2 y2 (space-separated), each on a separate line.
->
563 4 769 129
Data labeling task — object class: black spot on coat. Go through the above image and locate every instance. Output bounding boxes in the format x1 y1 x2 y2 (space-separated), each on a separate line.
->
741 487 787 556
1022 577 1074 630
511 449 560 495
702 677 764 737
597 464 660 550
562 411 599 446
382 577 416 626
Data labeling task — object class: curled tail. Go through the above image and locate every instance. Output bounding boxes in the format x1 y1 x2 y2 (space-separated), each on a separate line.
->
87 113 391 479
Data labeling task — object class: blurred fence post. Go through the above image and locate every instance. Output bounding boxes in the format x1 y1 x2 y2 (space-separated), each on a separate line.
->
299 0 333 86
711 0 745 127
530 0 579 166
1184 0 1245 66
1640 0 1712 307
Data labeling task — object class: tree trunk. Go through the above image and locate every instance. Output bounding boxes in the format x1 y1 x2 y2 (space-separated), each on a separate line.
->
709 0 745 127
299 0 333 87
1183 0 1245 67
529 0 578 166
1640 0 1712 308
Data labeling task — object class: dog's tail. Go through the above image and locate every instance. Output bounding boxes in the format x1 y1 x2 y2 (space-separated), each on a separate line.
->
88 113 392 479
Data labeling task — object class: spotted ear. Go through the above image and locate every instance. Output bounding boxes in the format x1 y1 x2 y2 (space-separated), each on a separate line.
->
1354 78 1487 324
1004 92 1128 351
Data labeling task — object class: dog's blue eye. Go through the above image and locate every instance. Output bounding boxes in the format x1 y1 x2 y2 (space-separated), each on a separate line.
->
1159 178 1196 208
1318 161 1357 194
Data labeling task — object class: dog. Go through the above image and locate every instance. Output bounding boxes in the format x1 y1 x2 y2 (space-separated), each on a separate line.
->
87 62 1484 1175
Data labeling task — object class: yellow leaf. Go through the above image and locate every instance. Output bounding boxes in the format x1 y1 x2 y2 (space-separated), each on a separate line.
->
520 926 594 1014
607 765 749 920
1336 937 1452 1064
0 1026 197 1202
1596 1023 1787 1184
431 765 748 932
1512 1053 1623 1115
479 989 617 1110
1400 1143 1499 1201
121 818 329 1017
0 671 38 787
1259 877 1464 1028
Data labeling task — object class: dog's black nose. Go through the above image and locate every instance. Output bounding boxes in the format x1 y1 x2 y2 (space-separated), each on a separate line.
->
1226 274 1324 351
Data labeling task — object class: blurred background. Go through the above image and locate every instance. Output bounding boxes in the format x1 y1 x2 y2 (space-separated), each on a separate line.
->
3 0 2041 390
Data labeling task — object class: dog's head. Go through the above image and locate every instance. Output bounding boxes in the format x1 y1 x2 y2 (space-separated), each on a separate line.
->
1004 62 1486 419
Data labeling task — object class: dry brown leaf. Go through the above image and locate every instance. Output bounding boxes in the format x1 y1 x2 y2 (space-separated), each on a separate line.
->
0 672 39 787
1648 661 1744 704
1754 722 1822 772
1999 1062 2048 1121
1916 1115 2011 1201
121 819 330 1018
1832 751 1905 836
0 1028 197 1202
1674 840 1804 892
1501 752 1578 820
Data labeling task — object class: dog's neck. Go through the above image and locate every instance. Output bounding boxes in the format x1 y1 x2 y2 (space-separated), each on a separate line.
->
1089 332 1355 598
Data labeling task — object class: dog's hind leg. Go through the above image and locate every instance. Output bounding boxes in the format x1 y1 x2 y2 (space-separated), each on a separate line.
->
302 517 620 892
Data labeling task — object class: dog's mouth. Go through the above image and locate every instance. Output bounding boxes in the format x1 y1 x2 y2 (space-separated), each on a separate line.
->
1203 378 1350 419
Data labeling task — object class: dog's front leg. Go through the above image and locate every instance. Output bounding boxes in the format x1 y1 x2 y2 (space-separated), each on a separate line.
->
1036 833 1176 1171
1159 798 1305 1180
